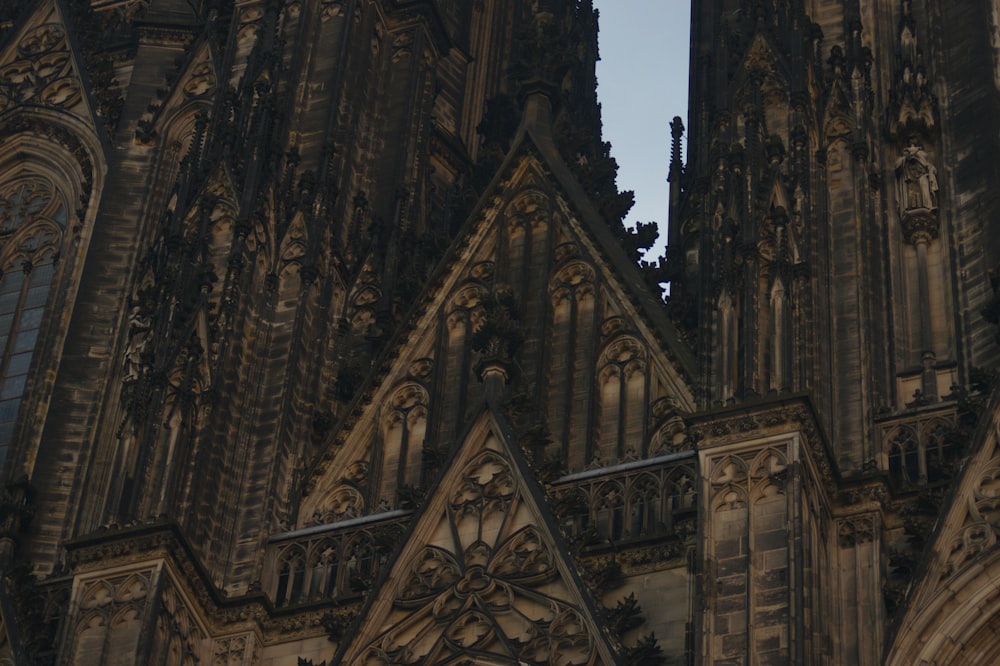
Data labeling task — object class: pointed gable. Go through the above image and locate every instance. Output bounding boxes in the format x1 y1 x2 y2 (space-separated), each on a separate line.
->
886 386 1000 664
0 0 100 130
301 91 697 522
142 39 218 140
335 401 621 666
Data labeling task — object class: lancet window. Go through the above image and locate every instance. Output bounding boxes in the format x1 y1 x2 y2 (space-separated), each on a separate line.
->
885 416 959 488
888 426 920 487
0 177 67 461
597 336 646 462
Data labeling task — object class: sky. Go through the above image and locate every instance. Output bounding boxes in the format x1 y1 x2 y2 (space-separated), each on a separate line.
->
593 0 691 261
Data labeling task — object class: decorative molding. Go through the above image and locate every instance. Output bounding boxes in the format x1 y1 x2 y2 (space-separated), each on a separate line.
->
0 23 82 114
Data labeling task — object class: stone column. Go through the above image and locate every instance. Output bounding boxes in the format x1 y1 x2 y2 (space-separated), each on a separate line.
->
896 141 940 401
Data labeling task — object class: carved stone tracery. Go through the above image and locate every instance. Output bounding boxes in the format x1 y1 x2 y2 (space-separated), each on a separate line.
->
0 23 82 113
358 447 604 666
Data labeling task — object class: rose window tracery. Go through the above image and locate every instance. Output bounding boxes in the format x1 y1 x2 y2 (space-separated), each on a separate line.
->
358 449 600 666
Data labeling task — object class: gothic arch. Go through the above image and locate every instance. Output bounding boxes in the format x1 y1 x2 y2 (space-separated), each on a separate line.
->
0 116 102 470
549 260 595 303
710 455 749 486
888 548 1000 666
504 188 551 232
886 424 920 487
312 483 365 525
71 611 109 663
648 419 684 456
157 99 211 159
114 573 149 603
595 335 647 462
380 381 430 500
666 466 697 514
749 447 788 479
455 279 488 309
749 477 786 502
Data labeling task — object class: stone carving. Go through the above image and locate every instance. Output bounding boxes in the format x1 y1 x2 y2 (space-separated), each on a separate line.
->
0 178 66 268
889 0 937 138
121 305 152 384
70 569 155 662
182 61 216 98
505 189 551 231
269 513 406 607
600 336 645 367
364 525 591 663
550 261 595 306
552 459 697 546
0 23 82 113
213 633 261 666
407 358 433 379
343 436 611 665
470 285 523 372
554 241 580 263
469 260 494 281
311 484 364 524
923 431 1000 588
838 516 876 548
149 582 207 665
320 0 345 22
450 450 516 517
895 140 939 240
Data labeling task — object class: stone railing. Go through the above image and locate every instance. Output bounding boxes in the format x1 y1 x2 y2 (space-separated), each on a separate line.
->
876 402 960 488
263 509 411 608
264 452 699 607
549 450 698 546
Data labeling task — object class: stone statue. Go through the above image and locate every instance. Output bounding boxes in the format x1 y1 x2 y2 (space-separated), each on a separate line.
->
122 305 151 383
895 140 938 214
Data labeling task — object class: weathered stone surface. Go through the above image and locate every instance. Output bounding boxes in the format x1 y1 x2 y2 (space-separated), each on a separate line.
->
0 0 998 664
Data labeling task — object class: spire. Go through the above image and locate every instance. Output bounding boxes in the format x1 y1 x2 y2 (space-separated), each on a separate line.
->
667 116 686 256
471 285 523 403
669 116 685 183
889 0 936 139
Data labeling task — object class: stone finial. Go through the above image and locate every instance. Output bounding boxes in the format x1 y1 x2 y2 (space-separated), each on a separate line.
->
472 285 523 398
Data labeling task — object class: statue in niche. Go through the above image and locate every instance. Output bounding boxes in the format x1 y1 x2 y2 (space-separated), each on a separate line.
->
122 305 151 384
895 139 938 215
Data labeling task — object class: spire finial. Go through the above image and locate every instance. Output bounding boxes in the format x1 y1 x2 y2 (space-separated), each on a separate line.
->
669 116 685 182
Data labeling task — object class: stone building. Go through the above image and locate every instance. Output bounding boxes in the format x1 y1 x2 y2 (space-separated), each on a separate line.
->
0 0 998 663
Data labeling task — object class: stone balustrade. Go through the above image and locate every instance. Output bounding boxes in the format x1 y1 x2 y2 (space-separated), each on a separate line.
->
264 509 411 608
550 450 698 546
876 402 960 488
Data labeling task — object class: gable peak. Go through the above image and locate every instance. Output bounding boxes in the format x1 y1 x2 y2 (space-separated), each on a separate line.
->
335 408 621 666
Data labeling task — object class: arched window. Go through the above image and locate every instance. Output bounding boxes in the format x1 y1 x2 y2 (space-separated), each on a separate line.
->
597 336 647 462
924 419 958 484
888 426 920 487
383 382 429 495
275 545 306 606
0 177 67 461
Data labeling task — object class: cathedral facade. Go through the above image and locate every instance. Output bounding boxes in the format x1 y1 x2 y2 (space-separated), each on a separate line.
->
0 0 999 663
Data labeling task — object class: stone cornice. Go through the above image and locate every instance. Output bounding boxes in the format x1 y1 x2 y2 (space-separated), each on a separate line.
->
63 521 361 644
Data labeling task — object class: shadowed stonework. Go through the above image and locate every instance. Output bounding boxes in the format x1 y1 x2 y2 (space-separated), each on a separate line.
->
0 1 998 664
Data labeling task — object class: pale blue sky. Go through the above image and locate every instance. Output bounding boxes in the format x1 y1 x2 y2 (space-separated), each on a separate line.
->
594 0 691 260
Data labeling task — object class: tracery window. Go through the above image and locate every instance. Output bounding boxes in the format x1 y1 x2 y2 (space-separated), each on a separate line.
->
0 178 66 462
888 426 920 487
597 336 646 462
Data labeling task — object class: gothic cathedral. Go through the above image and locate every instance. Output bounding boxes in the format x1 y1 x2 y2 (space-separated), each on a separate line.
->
0 0 998 663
